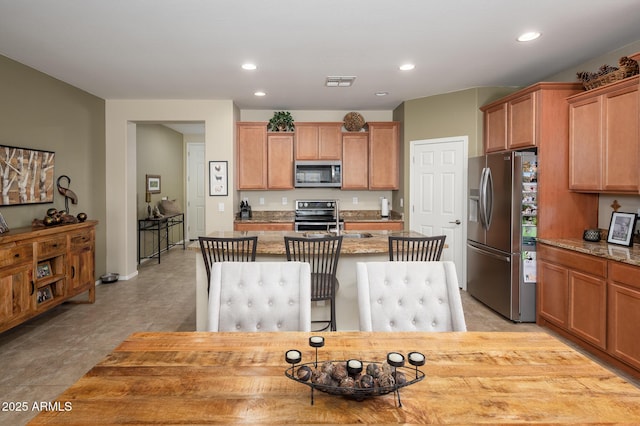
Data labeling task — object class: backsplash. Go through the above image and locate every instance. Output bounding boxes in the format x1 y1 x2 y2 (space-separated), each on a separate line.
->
238 188 394 212
599 194 640 229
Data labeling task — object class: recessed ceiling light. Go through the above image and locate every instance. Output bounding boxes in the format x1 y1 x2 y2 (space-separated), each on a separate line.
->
517 32 541 42
375 92 389 97
242 63 257 70
399 63 415 71
254 91 266 97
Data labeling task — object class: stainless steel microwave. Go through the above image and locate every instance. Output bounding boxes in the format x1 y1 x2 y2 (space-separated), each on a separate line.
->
294 160 342 188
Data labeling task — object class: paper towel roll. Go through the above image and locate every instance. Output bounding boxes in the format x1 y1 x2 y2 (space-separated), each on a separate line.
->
381 197 389 217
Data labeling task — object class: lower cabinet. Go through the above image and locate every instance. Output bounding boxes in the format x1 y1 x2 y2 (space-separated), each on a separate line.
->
344 221 403 231
234 222 294 231
537 243 640 376
608 261 640 371
0 221 97 334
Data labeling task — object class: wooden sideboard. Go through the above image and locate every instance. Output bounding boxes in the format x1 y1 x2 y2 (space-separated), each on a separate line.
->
0 221 97 333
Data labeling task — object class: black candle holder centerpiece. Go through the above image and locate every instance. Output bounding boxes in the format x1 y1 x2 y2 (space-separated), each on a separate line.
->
284 337 425 406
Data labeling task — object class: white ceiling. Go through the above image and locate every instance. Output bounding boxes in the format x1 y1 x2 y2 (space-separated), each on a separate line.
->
1 0 640 112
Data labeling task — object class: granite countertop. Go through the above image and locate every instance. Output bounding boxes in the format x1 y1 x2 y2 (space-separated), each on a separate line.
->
235 209 403 223
190 229 423 255
537 237 640 267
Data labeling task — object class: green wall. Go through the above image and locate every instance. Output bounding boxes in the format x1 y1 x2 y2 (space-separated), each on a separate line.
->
0 55 106 277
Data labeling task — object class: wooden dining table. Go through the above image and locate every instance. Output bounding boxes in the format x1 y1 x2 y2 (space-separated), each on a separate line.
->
29 331 640 424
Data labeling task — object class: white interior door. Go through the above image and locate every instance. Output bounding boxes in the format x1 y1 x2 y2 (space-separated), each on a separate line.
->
410 136 467 289
187 143 206 240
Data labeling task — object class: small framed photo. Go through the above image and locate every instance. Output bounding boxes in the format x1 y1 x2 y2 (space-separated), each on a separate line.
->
36 261 52 279
607 211 637 247
146 174 161 194
37 285 53 304
209 161 228 196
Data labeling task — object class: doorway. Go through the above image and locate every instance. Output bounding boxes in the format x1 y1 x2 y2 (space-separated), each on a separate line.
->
187 142 205 240
410 136 467 289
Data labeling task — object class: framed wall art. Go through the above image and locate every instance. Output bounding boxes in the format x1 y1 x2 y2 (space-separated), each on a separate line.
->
0 145 55 206
146 174 161 194
607 211 637 247
209 161 228 196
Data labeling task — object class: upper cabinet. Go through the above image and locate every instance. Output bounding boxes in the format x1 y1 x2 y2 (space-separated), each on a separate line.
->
237 122 294 190
267 133 294 189
295 123 342 160
368 122 400 190
342 132 369 190
481 83 598 239
237 120 400 191
568 76 639 193
237 122 268 189
482 91 536 152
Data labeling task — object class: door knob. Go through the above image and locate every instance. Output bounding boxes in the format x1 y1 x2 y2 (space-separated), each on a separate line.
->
449 220 461 225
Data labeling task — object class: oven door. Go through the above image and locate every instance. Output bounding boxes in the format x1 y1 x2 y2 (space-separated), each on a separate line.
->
295 221 331 232
294 220 344 232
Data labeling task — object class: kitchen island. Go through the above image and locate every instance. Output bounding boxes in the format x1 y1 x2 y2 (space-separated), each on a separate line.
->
193 230 424 331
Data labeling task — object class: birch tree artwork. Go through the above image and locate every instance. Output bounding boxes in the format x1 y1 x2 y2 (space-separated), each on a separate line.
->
0 145 55 205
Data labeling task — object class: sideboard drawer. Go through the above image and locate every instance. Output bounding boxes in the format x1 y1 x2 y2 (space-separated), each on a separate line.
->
37 236 67 258
0 243 33 268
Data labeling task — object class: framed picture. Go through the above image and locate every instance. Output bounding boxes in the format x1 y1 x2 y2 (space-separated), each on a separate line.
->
0 211 8 234
37 285 53 304
0 145 55 206
36 261 53 279
209 161 228 196
146 174 161 194
607 211 637 247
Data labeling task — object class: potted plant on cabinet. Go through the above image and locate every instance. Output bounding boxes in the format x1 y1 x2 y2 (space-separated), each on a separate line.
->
267 111 295 132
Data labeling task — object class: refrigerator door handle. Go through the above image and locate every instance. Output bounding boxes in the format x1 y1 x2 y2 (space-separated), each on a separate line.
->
467 242 511 263
479 167 492 229
484 167 494 229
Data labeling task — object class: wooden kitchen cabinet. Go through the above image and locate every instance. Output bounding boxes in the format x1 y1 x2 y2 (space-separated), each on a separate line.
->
482 83 597 239
341 133 369 189
344 221 404 231
267 133 294 189
368 122 400 190
483 102 508 152
568 76 639 192
237 123 294 190
234 222 294 231
482 91 536 152
0 221 97 334
294 123 342 160
237 122 268 189
608 261 640 371
537 243 607 349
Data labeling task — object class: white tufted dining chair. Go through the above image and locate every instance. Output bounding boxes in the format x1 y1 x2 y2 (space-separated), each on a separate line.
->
207 261 311 332
356 261 466 332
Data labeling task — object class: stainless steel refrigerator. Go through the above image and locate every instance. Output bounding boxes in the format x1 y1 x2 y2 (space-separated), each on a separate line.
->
467 151 537 322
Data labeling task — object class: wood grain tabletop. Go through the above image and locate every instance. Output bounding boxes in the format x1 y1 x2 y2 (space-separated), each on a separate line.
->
29 331 640 424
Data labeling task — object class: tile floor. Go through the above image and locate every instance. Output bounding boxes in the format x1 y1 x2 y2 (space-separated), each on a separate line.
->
1 247 638 425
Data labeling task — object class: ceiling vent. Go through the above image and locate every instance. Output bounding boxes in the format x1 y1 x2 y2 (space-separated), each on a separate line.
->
326 76 356 87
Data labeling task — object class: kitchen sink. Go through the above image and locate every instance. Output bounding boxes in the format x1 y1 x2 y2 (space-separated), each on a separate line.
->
302 232 373 239
341 232 373 238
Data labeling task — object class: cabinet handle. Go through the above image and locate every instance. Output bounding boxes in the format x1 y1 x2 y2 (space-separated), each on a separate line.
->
14 253 20 258
30 281 35 295
71 266 76 278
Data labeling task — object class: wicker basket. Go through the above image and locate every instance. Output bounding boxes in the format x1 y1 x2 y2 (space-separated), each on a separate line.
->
579 57 639 90
343 112 365 131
